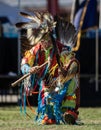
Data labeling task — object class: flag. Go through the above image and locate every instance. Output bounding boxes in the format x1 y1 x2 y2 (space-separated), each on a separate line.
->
74 0 98 31
72 0 98 51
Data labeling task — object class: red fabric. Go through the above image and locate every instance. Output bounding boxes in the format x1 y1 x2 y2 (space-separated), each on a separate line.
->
32 42 63 78
64 95 76 101
38 81 46 105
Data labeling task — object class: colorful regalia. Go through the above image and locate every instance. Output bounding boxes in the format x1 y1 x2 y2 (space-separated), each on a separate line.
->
15 10 80 125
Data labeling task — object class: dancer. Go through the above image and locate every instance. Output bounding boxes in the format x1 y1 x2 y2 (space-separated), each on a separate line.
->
16 11 80 125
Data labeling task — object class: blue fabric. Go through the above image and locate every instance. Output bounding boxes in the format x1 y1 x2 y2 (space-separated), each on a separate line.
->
43 80 71 124
36 48 55 121
74 0 98 30
36 80 47 122
19 83 26 115
52 80 71 103
21 64 31 74
23 92 26 115
20 84 23 114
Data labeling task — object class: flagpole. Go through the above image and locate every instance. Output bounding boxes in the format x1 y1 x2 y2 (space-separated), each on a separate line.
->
71 0 80 24
95 0 101 92
70 0 76 23
99 0 101 28
17 0 21 75
95 28 99 92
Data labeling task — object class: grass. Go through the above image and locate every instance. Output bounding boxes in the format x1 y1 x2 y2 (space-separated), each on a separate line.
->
0 106 101 130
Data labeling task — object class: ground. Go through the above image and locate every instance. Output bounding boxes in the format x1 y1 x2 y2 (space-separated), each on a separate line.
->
0 106 101 130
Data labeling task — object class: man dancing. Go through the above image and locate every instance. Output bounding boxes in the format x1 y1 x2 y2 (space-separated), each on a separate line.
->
16 11 80 125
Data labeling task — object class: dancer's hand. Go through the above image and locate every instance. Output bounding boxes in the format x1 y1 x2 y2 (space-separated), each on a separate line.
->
29 66 40 74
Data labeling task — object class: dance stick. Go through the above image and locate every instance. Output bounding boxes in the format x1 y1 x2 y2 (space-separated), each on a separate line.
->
11 61 48 87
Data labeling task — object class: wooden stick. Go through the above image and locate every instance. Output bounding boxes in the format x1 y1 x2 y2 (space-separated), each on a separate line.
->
11 61 48 87
11 73 30 87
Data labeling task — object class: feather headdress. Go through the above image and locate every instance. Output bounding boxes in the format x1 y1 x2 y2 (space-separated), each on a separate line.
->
16 11 56 45
55 16 78 51
16 11 78 55
15 11 57 55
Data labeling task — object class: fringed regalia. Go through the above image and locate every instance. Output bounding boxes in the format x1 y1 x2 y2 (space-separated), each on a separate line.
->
16 11 80 125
